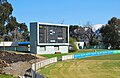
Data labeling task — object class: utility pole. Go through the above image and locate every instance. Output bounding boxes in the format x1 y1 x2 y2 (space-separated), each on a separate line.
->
15 27 17 51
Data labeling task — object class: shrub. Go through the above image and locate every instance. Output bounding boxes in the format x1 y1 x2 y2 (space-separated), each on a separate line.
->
69 37 78 52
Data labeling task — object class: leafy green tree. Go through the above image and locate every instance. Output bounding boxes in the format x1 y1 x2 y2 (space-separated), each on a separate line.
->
0 23 6 35
6 16 18 32
19 23 29 41
100 17 120 49
0 2 13 36
0 2 13 24
4 35 12 41
0 1 30 41
69 37 78 52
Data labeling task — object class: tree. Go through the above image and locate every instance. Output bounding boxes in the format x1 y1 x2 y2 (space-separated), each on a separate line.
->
6 16 18 32
19 23 29 41
82 22 99 46
69 24 99 46
83 26 99 46
0 1 30 41
69 37 78 52
0 2 13 24
69 25 80 41
4 35 12 41
6 16 19 41
0 23 6 36
100 17 120 49
0 2 13 36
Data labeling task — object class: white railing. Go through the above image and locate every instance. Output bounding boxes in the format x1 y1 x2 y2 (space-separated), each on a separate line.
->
62 55 74 61
31 57 57 78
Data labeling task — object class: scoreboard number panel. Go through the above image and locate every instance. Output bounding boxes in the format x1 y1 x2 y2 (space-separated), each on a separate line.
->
39 24 68 43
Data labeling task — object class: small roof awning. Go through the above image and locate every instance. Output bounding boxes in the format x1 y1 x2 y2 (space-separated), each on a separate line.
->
18 42 30 45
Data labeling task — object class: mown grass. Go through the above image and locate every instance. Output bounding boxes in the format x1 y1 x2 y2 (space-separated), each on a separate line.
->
0 74 16 78
38 54 120 78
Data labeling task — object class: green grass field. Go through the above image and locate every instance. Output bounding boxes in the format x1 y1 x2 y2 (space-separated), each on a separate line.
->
38 54 120 78
0 74 16 78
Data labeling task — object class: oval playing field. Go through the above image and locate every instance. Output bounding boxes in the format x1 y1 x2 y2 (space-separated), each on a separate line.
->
37 54 120 78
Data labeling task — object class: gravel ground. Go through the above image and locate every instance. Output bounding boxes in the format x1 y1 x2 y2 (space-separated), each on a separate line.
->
0 51 46 76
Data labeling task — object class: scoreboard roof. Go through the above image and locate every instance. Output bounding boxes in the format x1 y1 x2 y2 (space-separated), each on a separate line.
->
31 22 69 27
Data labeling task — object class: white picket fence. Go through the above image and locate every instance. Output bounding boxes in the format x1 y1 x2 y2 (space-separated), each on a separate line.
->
31 55 75 78
62 55 74 61
31 57 57 78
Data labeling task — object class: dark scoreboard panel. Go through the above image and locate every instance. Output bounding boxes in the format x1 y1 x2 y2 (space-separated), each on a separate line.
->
39 24 68 43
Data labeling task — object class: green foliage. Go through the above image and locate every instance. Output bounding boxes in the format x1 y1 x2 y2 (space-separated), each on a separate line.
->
69 37 78 52
0 2 13 24
0 24 6 35
69 25 81 41
0 2 13 36
0 74 16 78
0 1 30 41
100 17 120 49
69 24 99 46
4 35 12 41
6 16 18 32
18 23 30 41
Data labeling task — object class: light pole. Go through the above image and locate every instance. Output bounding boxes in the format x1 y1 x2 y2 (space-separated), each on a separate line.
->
34 40 37 78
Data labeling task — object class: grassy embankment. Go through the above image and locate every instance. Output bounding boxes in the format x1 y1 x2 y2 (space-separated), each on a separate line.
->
0 74 16 78
38 54 120 78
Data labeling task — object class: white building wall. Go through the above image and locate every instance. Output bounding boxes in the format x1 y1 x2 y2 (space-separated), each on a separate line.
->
46 46 55 54
37 46 55 54
59 46 68 53
36 46 68 54
37 46 46 54
0 42 18 46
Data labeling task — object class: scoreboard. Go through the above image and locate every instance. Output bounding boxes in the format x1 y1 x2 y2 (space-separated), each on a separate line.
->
39 24 68 43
